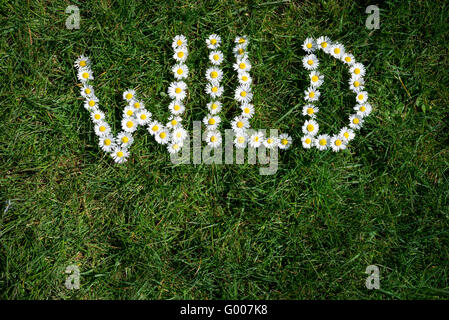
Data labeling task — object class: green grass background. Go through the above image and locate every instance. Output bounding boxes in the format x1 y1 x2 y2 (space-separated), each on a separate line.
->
1 0 448 299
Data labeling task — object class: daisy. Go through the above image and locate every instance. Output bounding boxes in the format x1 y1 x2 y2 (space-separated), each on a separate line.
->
240 103 255 118
111 147 129 164
172 63 189 80
356 91 368 104
301 135 314 149
302 119 319 136
233 44 248 59
77 68 93 82
135 109 151 125
84 96 99 110
205 67 223 82
94 122 111 136
121 117 138 133
304 87 320 102
354 103 372 117
302 38 316 53
206 34 221 49
330 43 345 59
173 47 188 62
90 109 105 123
205 82 224 98
167 141 183 154
207 101 222 114
309 71 324 88
349 76 365 93
168 81 187 100
74 55 90 69
234 132 248 149
302 54 319 70
155 128 170 144
263 136 280 149
231 116 250 132
123 89 136 102
317 36 331 52
167 115 182 129
80 84 94 98
172 35 187 49
99 135 116 152
148 121 162 136
130 100 144 110
339 127 355 141
209 50 224 65
342 53 355 65
249 131 264 148
349 114 364 130
172 127 188 142
235 85 253 104
203 114 221 130
350 63 366 78
233 58 251 73
237 71 252 85
302 104 319 118
315 134 330 151
278 133 292 150
117 131 134 148
123 106 136 118
330 135 347 152
235 36 249 47
205 130 222 148
169 100 185 115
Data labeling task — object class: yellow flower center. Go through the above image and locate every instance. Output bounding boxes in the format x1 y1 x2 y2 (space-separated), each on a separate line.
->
104 139 111 146
88 100 95 107
309 91 315 98
321 42 327 48
134 102 140 108
239 38 245 44
125 93 133 100
354 68 360 74
360 106 366 112
244 107 250 114
177 68 183 75
173 144 179 150
238 48 244 55
85 88 91 94
240 91 247 97
210 71 218 78
358 94 364 100
335 139 342 146
267 138 273 144
213 54 219 61
305 138 311 144
237 121 244 128
237 136 245 144
239 63 246 70
345 56 352 63
307 108 314 115
306 43 312 49
211 103 218 110
177 51 184 58
159 132 166 139
170 119 177 126
311 75 319 82
354 81 360 87
94 114 101 120
140 114 147 120
210 38 217 45
175 88 182 94
122 136 129 143
174 104 180 111
117 151 124 157
307 60 313 65
82 72 89 79
127 110 133 116
281 139 288 145
79 60 86 67
152 125 159 132
176 132 182 138
353 118 360 124
319 139 327 146
208 118 216 125
242 76 248 82
177 40 183 46
211 86 218 93
210 136 217 142
99 126 106 132
344 132 349 139
307 124 314 132
254 136 259 142
334 48 340 54
126 121 134 128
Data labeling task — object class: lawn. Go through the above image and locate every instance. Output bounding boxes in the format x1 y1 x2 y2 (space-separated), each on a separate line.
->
0 0 448 299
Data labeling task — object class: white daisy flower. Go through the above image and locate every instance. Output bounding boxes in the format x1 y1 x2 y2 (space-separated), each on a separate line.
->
302 54 319 70
112 147 129 164
234 132 248 149
209 50 224 65
356 91 368 104
263 136 280 149
233 44 248 59
249 131 264 148
90 108 105 123
99 135 116 152
123 106 135 118
349 114 364 129
155 128 170 145
121 117 138 133
317 36 331 52
233 58 251 73
94 122 111 136
123 89 136 101
80 84 94 98
172 35 187 49
168 100 185 115
354 103 372 117
231 116 250 132
173 47 188 62
172 63 189 80
349 76 365 93
168 81 187 100
135 109 151 125
302 38 316 53
240 103 255 118
301 135 314 149
172 127 188 142
309 71 324 88
206 34 221 49
205 67 223 82
315 134 330 151
330 135 347 152
304 87 320 102
342 53 355 65
148 121 162 136
339 127 356 141
117 131 134 148
205 82 224 98
350 63 366 78
167 115 182 129
302 104 319 118
84 96 99 110
77 68 93 82
207 101 222 114
330 43 345 59
235 85 253 103
203 114 221 130
235 36 249 47
130 100 144 110
205 130 222 148
238 71 252 85
302 119 319 136
74 55 91 69
279 133 292 150
167 141 183 154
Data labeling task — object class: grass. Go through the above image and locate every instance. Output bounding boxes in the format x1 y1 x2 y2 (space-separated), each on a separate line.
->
1 0 448 299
